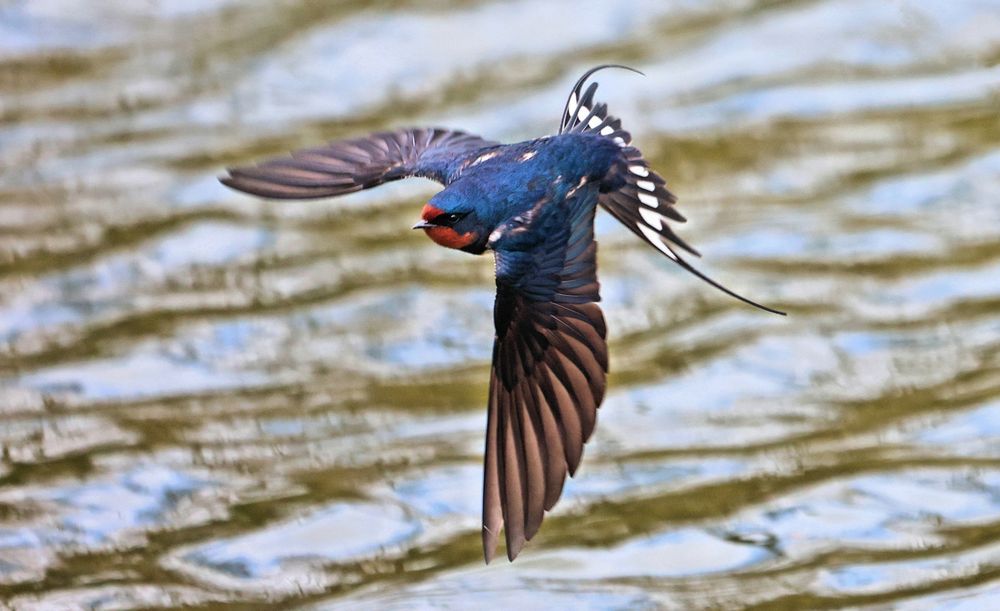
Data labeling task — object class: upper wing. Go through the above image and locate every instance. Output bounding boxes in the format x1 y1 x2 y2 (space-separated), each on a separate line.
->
561 66 786 316
220 128 498 199
483 185 607 562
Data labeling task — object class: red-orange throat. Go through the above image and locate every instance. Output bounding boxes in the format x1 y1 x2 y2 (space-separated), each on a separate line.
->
425 226 476 249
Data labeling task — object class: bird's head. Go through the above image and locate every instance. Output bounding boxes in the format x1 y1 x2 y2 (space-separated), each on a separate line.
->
412 198 488 254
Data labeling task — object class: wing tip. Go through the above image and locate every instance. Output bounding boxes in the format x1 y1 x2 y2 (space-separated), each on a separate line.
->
483 527 498 564
484 525 532 563
506 535 525 561
218 173 245 191
218 172 251 195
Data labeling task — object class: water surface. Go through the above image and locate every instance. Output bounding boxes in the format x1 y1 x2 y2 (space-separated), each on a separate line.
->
2 1 1000 608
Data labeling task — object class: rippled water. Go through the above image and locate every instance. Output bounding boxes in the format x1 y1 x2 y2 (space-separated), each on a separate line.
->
2 1 999 608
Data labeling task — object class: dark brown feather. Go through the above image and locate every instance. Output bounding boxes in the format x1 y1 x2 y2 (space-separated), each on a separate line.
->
221 128 497 199
482 374 503 564
483 187 607 562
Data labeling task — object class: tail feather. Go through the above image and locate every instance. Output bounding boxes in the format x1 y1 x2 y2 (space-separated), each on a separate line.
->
561 65 785 316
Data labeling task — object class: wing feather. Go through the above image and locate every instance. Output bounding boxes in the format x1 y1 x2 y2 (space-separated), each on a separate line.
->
483 186 607 562
221 128 498 199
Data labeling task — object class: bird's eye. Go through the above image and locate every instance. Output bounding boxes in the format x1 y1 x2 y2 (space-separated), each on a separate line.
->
434 212 465 226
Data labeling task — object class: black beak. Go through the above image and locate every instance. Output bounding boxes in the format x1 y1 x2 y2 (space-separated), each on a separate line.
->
412 220 433 230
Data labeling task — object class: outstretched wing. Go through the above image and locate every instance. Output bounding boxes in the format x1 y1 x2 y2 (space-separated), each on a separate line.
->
561 66 786 315
483 185 607 562
220 128 498 199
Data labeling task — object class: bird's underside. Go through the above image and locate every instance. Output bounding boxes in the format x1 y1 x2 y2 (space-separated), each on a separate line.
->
220 65 783 563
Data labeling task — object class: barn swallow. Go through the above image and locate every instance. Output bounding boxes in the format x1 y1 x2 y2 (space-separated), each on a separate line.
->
220 65 785 563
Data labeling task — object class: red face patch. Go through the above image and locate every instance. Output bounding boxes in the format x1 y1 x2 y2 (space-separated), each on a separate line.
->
420 203 444 222
418 203 477 249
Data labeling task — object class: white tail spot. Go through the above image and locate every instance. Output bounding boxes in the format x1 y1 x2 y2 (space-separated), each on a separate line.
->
576 106 591 121
629 165 649 177
638 192 659 208
588 115 603 128
638 206 662 229
613 136 627 146
600 126 615 136
637 223 678 260
568 92 578 115
636 179 655 192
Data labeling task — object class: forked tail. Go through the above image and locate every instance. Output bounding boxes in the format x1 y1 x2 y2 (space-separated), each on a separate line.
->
561 65 786 316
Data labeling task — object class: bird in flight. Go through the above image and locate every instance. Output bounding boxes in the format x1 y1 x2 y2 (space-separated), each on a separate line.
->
220 65 785 563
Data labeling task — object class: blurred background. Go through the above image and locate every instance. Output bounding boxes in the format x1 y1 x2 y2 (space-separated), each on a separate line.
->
1 0 999 608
